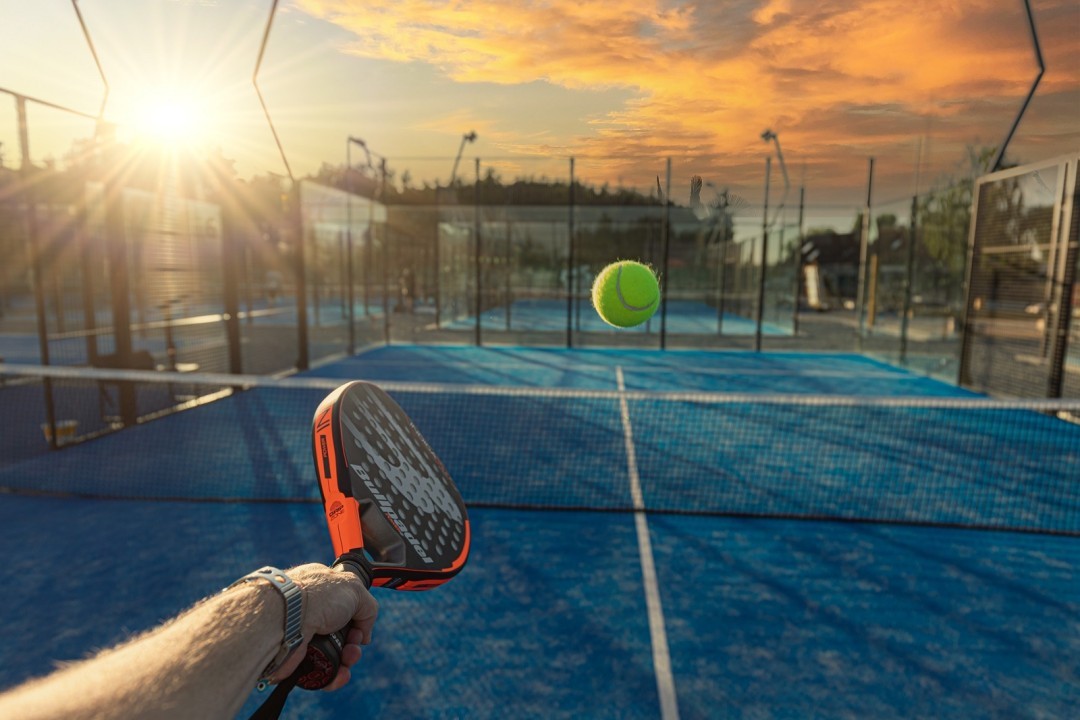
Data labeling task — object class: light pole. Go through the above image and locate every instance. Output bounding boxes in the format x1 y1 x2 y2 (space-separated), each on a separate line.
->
758 130 792 351
449 130 477 187
761 129 790 229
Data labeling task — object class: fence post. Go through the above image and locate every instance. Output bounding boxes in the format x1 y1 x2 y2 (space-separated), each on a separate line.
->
566 157 575 348
18 95 59 444
856 157 874 349
221 210 243 374
660 158 672 350
792 186 805 336
291 181 309 370
345 170 356 354
899 194 918 363
433 184 441 327
474 157 482 346
1047 160 1079 397
755 156 771 352
380 158 390 345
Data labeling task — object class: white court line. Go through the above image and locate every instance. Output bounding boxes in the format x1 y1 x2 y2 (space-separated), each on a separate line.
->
617 366 680 720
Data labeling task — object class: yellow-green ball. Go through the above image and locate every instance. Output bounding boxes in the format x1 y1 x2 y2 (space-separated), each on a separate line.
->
591 260 660 328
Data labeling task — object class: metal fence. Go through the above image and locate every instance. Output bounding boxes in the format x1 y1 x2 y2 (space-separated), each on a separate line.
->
7 148 1074 402
959 153 1080 399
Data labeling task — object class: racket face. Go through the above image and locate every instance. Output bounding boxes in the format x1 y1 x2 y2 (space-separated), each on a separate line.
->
312 381 470 590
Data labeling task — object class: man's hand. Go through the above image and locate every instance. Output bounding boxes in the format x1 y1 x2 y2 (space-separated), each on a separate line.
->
270 563 379 690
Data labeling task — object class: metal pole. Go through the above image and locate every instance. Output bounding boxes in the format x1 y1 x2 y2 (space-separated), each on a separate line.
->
660 158 672 350
900 194 919 363
755 156 771 351
855 157 874 348
992 0 1043 172
365 181 373 316
339 231 347 319
792 186 805 336
221 207 243 374
450 131 477 186
380 158 390 345
1047 164 1078 398
433 182 441 327
505 215 512 331
474 157 482 346
292 182 310 370
716 231 727 336
101 140 138 420
77 193 99 366
18 96 58 445
310 220 320 327
566 157 575 348
346 139 355 353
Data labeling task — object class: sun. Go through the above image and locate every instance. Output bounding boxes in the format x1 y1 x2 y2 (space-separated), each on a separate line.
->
133 90 210 147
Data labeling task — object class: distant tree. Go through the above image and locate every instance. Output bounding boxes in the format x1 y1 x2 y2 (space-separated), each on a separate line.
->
918 145 998 275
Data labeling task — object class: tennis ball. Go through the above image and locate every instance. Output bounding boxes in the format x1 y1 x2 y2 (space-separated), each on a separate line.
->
591 260 660 328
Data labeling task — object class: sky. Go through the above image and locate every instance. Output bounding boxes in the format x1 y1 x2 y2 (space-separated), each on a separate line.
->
0 0 1077 207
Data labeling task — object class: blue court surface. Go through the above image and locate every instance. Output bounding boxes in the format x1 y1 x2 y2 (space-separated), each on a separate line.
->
440 299 789 336
0 303 385 365
1 346 1078 718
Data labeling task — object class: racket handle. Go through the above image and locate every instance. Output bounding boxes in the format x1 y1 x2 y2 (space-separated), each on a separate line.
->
294 555 372 691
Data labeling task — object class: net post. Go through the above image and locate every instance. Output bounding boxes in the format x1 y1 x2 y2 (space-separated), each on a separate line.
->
755 156 771 352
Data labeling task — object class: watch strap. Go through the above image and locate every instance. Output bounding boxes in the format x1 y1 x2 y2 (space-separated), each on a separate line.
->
229 566 304 681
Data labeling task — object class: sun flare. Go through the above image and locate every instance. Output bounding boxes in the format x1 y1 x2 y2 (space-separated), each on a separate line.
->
134 91 209 146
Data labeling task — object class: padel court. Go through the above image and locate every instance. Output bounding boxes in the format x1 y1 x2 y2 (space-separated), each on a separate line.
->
1 346 1078 719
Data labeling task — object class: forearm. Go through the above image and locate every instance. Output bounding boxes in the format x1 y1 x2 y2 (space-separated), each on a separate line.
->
0 582 281 720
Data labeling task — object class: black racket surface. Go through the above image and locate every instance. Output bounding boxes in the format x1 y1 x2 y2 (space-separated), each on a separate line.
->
313 380 470 589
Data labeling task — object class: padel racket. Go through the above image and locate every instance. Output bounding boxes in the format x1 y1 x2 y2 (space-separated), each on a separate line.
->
251 381 469 719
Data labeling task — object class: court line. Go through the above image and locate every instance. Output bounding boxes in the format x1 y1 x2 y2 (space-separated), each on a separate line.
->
616 365 680 720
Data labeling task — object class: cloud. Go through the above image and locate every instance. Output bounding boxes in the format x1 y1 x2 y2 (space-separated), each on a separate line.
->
296 0 1079 193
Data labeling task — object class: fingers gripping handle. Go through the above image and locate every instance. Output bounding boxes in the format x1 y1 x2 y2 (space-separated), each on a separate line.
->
295 554 372 691
248 557 371 720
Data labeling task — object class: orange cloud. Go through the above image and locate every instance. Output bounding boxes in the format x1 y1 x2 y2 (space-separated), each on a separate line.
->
297 0 1079 194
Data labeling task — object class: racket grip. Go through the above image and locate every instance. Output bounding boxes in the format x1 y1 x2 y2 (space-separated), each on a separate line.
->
295 555 372 691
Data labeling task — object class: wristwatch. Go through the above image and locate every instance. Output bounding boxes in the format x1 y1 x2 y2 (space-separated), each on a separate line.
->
228 566 304 681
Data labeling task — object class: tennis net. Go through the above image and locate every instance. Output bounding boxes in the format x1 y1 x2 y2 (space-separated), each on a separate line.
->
2 362 1078 536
